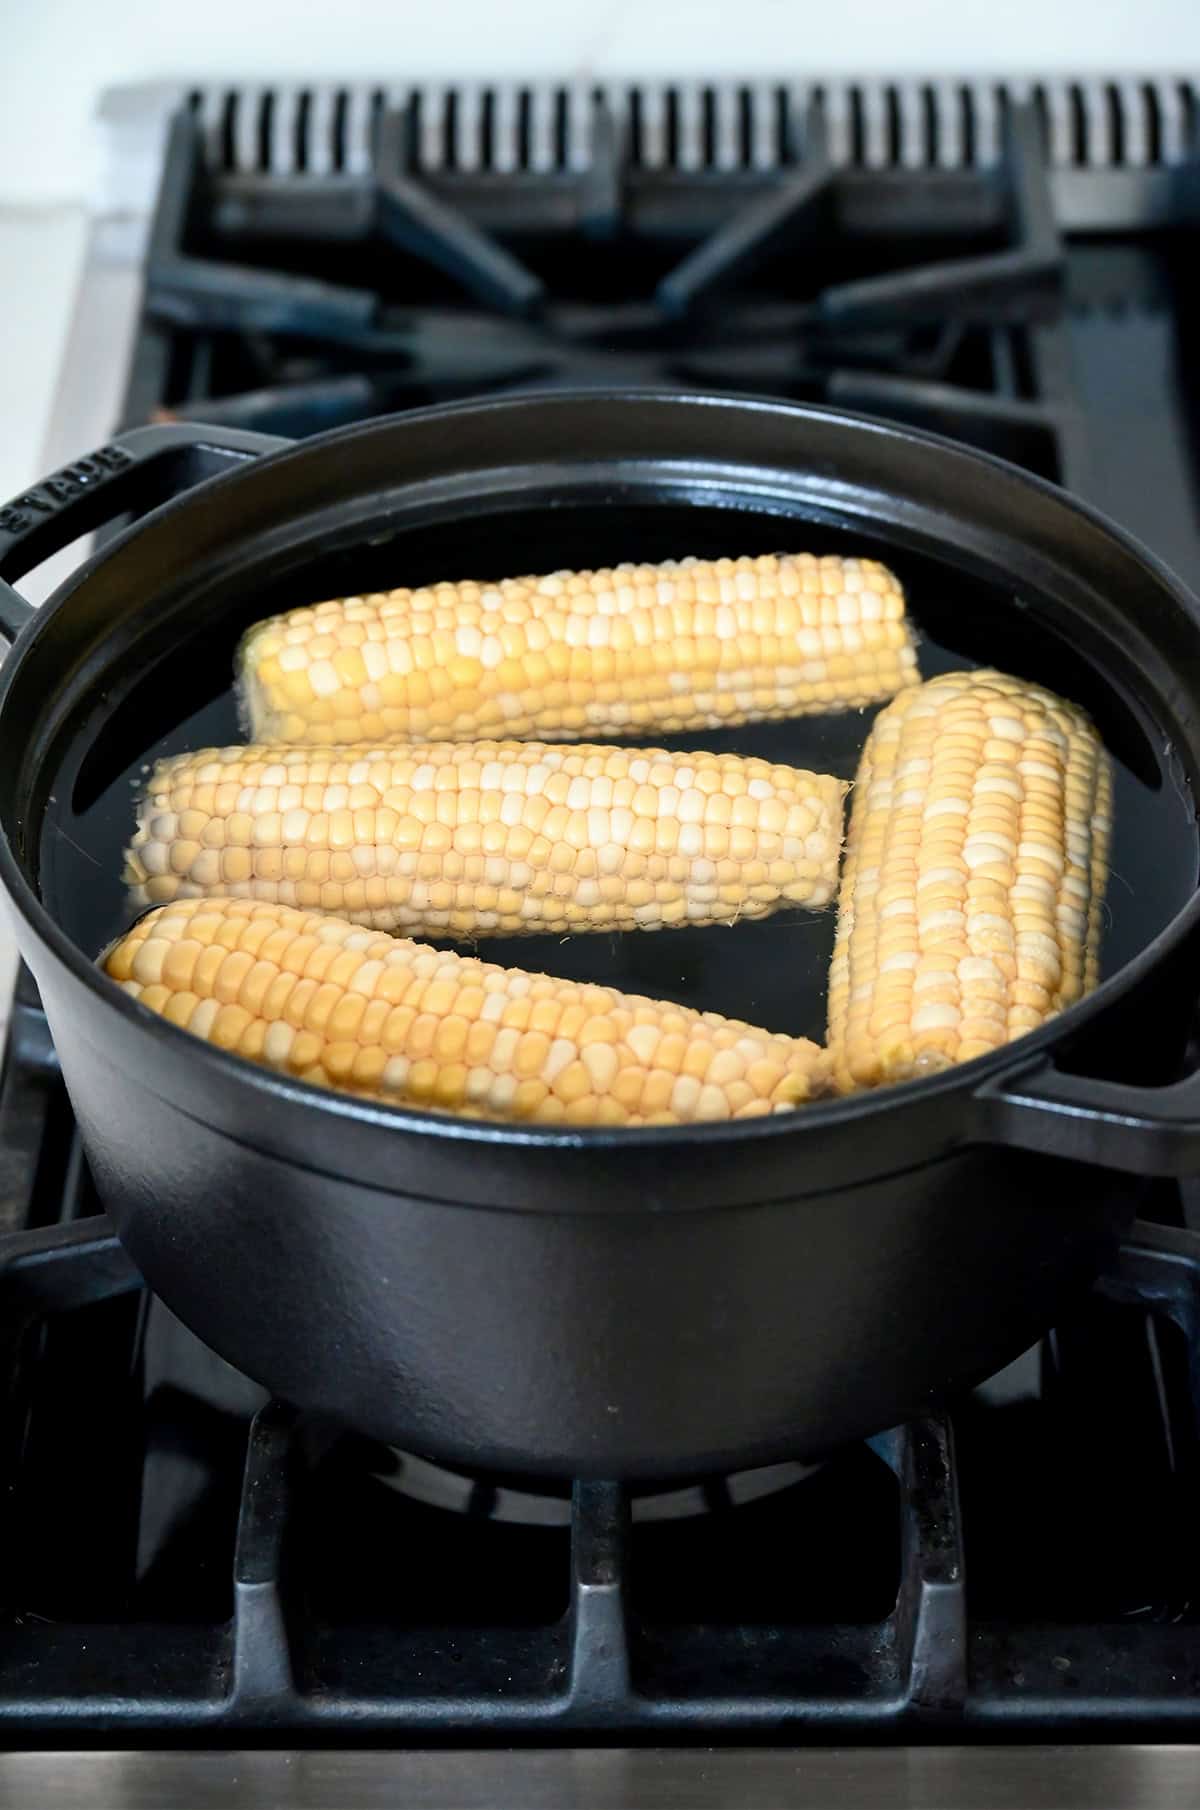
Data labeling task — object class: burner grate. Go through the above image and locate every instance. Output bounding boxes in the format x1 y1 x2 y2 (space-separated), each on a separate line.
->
129 87 1098 491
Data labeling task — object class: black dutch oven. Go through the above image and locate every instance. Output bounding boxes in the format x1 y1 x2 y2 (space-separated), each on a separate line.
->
1 393 1199 1481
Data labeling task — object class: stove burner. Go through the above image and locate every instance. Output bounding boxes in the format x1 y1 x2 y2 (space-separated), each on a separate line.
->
371 1446 825 1525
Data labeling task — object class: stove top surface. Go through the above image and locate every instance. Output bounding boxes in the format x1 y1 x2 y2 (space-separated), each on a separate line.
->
8 70 1200 1770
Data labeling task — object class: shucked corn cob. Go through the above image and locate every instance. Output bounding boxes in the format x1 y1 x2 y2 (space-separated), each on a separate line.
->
104 899 831 1126
827 669 1112 1092
238 552 918 745
124 740 846 936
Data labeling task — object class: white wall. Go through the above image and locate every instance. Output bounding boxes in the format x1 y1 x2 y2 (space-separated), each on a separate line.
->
6 0 1200 207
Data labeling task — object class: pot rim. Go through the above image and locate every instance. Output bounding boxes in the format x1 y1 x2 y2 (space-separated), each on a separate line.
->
2 388 1199 1158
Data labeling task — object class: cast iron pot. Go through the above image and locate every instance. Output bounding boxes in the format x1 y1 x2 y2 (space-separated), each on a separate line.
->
2 394 1200 1481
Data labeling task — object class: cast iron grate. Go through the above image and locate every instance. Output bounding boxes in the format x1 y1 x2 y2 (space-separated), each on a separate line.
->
127 92 1080 454
116 81 1200 608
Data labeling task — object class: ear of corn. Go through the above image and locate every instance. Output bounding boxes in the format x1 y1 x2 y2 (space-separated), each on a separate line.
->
827 669 1112 1091
104 898 832 1126
124 740 845 936
239 552 917 745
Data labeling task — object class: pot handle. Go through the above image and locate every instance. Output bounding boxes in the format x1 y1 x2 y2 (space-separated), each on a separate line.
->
0 422 289 646
975 1056 1200 1176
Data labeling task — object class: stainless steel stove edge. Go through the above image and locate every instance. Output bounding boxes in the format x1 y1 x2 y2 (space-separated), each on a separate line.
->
0 1745 1196 1809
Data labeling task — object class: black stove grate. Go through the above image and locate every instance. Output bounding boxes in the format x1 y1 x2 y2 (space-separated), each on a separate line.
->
113 86 1200 603
1 978 1198 1742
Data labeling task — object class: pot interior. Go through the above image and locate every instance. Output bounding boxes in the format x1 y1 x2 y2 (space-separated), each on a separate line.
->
20 456 1197 1055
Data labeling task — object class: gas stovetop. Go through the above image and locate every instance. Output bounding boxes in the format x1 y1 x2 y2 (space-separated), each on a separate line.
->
11 70 1200 1802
